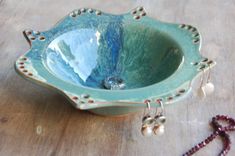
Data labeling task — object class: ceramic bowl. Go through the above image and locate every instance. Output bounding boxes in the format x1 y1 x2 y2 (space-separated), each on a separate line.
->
15 7 215 116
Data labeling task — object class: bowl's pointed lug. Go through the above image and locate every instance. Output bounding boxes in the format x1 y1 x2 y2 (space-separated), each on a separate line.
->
130 6 147 20
23 29 35 47
23 29 45 47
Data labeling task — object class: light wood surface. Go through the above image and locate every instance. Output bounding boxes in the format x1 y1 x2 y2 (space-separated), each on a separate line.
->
0 0 235 155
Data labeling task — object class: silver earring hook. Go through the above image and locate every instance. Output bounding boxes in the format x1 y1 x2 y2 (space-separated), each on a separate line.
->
156 99 164 115
200 68 205 88
206 64 211 83
159 100 165 115
189 79 192 89
143 100 151 116
153 99 166 136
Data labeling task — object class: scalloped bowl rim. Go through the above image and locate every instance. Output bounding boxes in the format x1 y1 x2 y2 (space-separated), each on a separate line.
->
14 7 216 110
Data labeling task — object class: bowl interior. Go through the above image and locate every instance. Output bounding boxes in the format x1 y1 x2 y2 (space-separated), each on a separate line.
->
43 22 184 90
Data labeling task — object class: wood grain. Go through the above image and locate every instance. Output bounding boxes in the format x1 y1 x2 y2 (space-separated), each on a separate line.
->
0 0 235 155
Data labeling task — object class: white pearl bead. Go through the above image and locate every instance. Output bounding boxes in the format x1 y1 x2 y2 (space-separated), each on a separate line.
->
141 126 153 137
153 125 164 136
204 82 215 95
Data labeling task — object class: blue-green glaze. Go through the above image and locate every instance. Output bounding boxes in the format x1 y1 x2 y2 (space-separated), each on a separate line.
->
15 7 215 115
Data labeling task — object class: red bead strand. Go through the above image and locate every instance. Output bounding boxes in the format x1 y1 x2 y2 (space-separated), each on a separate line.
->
183 115 235 156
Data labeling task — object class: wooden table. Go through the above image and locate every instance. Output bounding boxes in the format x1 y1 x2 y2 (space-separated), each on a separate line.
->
0 0 234 155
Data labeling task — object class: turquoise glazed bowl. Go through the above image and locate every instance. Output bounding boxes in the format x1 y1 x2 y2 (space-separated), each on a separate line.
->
15 7 215 116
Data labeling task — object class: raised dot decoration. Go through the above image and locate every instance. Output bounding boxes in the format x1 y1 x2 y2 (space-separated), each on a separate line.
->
179 24 200 45
193 58 215 71
193 38 200 44
87 8 93 13
25 29 32 35
65 92 96 107
137 6 144 11
39 36 46 41
168 97 173 101
33 31 40 35
72 96 78 100
29 35 36 41
16 57 29 75
16 56 45 81
88 100 94 103
75 10 81 16
179 24 186 29
81 94 90 99
134 15 140 20
175 93 181 97
70 8 102 18
202 58 209 62
193 33 199 38
95 10 102 15
24 29 45 42
80 8 86 13
131 10 137 15
140 88 189 106
164 88 187 103
70 12 76 17
139 88 188 106
22 57 27 61
179 89 186 94
208 60 214 65
191 62 199 66
140 12 146 16
131 6 147 20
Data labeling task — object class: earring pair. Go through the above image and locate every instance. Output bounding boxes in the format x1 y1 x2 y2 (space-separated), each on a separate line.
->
141 100 166 137
198 64 215 98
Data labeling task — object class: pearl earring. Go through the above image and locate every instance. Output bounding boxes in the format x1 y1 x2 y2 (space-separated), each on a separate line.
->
153 99 166 136
141 100 154 137
203 64 215 95
197 69 206 98
198 64 215 98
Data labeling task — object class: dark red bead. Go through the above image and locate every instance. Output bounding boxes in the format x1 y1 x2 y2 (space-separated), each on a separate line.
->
183 115 234 156
208 135 214 140
224 133 229 138
222 150 227 155
229 125 235 130
205 139 210 144
199 142 205 148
